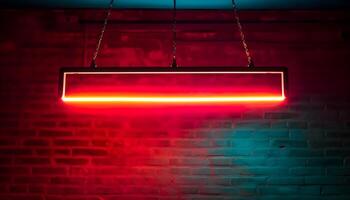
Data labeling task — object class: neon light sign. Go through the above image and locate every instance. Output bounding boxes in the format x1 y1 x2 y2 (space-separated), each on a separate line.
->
59 67 287 104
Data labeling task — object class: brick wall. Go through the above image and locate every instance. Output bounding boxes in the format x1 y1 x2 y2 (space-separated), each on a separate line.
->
0 9 350 200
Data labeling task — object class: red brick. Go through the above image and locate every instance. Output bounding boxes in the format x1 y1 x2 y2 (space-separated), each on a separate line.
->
14 157 51 165
36 148 71 156
0 138 17 146
0 195 43 200
0 149 32 156
55 158 89 165
23 139 49 146
14 176 49 184
72 148 108 156
50 177 86 185
54 139 89 146
39 130 73 137
32 167 67 175
0 167 30 175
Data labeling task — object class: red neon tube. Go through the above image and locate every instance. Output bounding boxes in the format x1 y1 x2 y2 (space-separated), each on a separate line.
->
59 67 287 104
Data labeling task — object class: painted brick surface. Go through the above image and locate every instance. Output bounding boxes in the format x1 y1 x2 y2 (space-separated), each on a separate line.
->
0 9 350 200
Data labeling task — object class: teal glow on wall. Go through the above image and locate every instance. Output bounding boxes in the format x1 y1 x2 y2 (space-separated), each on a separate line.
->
2 0 350 9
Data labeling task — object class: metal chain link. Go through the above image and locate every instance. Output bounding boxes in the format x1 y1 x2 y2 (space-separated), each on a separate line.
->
91 0 115 68
171 0 178 68
231 0 254 67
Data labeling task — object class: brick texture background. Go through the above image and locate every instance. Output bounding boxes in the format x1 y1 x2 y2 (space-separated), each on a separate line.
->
0 9 350 200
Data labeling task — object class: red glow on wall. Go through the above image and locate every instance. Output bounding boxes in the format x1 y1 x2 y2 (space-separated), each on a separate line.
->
60 67 287 104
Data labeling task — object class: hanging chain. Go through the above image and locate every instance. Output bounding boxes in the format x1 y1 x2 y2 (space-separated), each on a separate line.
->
90 0 115 68
231 0 254 68
171 0 178 68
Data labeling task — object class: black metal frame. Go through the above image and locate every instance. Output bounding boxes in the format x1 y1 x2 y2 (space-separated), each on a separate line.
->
59 66 288 98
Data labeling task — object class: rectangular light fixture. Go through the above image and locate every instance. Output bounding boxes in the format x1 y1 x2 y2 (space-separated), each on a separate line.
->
59 67 287 104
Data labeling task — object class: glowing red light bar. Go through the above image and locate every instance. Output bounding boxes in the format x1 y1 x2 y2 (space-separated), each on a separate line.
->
59 67 287 104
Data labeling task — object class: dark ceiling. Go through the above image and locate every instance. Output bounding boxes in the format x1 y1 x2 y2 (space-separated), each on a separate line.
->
1 0 350 9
